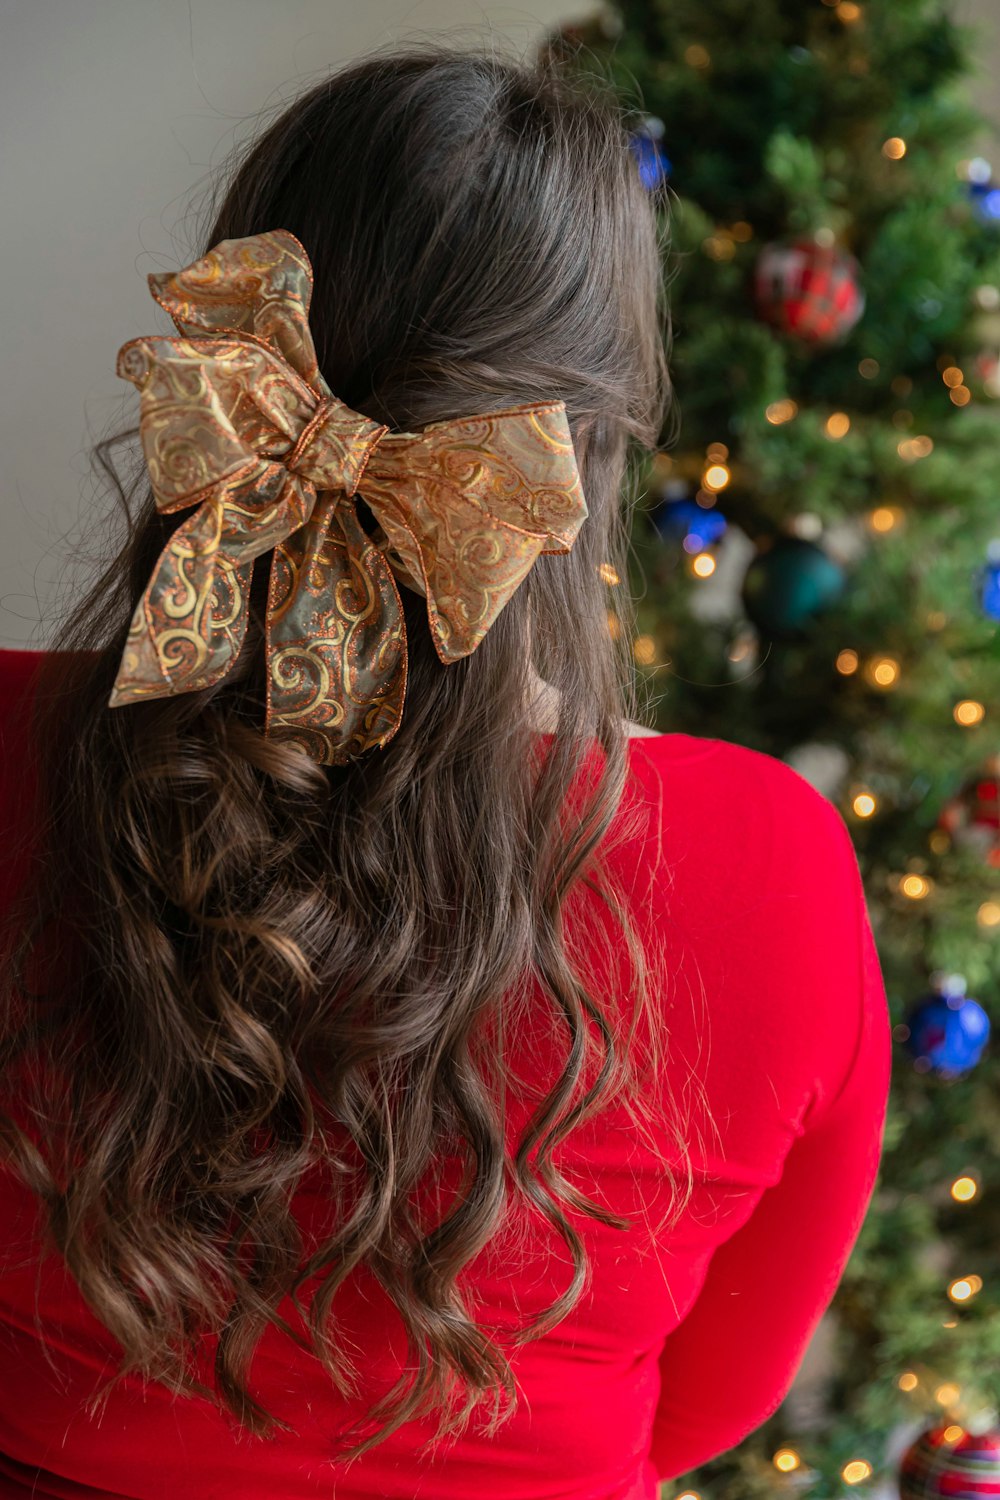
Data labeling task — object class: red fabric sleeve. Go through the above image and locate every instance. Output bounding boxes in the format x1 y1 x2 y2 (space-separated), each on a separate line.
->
649 797 892 1481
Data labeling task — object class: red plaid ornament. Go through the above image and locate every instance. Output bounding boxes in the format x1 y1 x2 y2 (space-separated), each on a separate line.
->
753 237 865 343
938 756 1000 869
899 1422 1000 1499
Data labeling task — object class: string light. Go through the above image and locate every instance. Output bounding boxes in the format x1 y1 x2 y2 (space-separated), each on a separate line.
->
943 1424 965 1442
898 435 934 460
837 648 860 674
954 699 985 726
978 902 1000 928
947 1276 982 1302
950 1176 979 1202
684 43 711 68
927 610 948 630
730 220 754 241
950 386 972 406
598 563 619 585
607 610 621 640
900 874 933 900
702 463 731 490
825 411 851 439
837 1 862 21
898 1371 919 1392
864 656 900 689
869 506 902 531
859 357 880 377
891 373 914 396
773 1449 801 1472
706 442 730 461
842 1459 873 1484
942 366 965 387
935 1382 961 1406
633 634 657 665
765 399 798 423
702 233 736 260
692 553 717 577
853 791 877 818
882 137 907 159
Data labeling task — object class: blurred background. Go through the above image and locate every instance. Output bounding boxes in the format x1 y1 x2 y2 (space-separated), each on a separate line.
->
3 3 1000 1498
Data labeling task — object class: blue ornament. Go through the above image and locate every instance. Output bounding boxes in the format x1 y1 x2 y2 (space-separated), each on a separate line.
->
630 116 671 191
978 538 1000 619
965 158 1000 227
649 485 727 551
903 973 991 1078
969 179 1000 226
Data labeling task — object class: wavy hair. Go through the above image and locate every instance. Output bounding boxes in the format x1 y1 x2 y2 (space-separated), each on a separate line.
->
0 41 692 1466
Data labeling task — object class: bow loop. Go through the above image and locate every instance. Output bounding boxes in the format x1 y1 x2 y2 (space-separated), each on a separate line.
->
358 401 586 663
146 229 328 396
108 230 588 766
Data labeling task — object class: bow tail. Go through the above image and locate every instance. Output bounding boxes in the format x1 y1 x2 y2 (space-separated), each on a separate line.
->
265 494 408 766
108 493 255 706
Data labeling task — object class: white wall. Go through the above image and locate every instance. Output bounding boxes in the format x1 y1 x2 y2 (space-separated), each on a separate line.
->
0 0 570 648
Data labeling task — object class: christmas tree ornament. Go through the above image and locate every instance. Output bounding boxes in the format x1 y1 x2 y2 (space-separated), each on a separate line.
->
753 238 865 343
937 757 1000 866
970 295 1000 396
972 349 1000 397
977 540 1000 618
964 157 1000 228
901 974 991 1078
648 484 727 550
630 115 672 191
899 1420 1000 1498
741 535 848 639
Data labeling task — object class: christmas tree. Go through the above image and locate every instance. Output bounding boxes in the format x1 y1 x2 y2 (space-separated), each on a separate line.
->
543 3 1000 1496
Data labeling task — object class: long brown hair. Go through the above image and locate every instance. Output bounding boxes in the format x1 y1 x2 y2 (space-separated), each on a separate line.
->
0 42 691 1465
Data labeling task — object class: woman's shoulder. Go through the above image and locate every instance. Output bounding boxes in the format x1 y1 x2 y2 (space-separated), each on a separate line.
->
623 726 856 905
627 724 838 803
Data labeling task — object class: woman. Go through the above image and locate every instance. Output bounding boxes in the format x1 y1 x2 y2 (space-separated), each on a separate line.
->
0 43 891 1500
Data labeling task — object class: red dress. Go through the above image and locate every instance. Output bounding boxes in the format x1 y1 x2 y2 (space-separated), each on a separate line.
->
0 647 891 1500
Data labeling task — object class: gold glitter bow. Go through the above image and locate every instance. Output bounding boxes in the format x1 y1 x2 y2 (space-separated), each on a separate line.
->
108 229 588 766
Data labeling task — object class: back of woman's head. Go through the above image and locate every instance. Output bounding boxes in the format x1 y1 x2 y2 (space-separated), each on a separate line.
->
1 41 687 1466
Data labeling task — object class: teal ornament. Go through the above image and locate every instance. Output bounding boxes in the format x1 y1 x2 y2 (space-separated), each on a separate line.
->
741 536 847 639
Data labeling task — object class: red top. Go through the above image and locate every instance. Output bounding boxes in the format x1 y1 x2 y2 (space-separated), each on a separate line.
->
0 647 891 1500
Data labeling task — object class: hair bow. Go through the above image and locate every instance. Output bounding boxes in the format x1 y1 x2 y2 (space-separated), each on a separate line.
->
107 229 588 766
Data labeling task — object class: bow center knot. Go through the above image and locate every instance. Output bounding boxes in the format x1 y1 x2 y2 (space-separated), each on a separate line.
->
287 395 388 497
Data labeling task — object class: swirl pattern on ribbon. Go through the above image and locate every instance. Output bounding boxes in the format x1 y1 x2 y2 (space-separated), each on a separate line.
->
109 229 588 765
